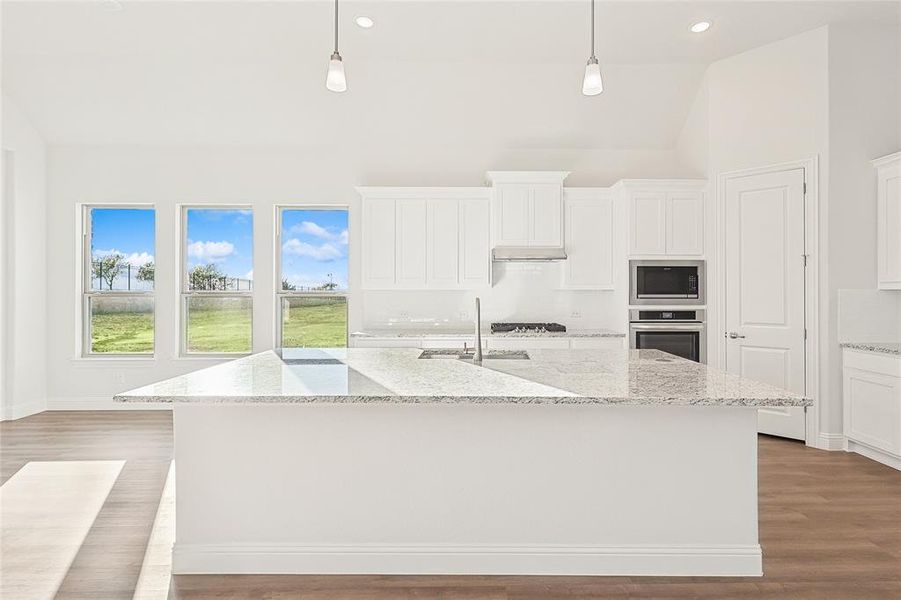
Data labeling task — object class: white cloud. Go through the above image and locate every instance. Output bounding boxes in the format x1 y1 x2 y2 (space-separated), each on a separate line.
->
283 238 343 261
290 222 348 246
94 249 154 267
187 240 235 262
338 229 348 245
245 270 254 280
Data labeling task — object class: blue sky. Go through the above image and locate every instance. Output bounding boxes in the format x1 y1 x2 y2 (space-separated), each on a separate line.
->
186 209 253 280
91 208 155 290
281 209 348 291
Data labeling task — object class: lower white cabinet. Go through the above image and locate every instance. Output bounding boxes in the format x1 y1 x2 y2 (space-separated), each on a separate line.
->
351 336 626 351
570 337 625 350
487 338 572 351
351 338 422 349
842 348 901 470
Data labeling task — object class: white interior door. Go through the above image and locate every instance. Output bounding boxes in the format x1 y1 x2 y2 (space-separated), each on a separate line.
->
725 168 807 440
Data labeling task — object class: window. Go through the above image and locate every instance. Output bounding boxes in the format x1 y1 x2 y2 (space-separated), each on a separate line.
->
277 208 348 348
83 207 155 355
181 207 253 354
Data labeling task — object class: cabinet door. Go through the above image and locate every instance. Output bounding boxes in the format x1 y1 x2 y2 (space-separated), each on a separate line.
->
459 198 491 287
362 199 396 288
629 192 666 255
494 184 530 246
878 161 901 289
487 338 571 350
843 366 901 455
666 192 704 256
530 183 563 247
570 338 624 349
395 199 428 287
563 195 614 289
427 199 460 288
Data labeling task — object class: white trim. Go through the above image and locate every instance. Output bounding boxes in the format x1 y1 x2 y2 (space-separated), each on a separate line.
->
355 187 490 200
818 433 846 451
716 157 820 448
0 399 45 421
47 396 171 411
846 440 901 471
872 150 901 168
172 542 763 577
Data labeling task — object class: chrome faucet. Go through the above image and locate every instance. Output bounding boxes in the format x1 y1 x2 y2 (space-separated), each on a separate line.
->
474 297 483 363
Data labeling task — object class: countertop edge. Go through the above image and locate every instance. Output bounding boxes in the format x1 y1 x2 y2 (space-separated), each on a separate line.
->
840 342 901 356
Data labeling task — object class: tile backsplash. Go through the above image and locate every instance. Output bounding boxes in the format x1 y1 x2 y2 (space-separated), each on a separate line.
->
837 289 901 342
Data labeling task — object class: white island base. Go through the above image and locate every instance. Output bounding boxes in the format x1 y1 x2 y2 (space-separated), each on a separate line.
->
172 403 760 577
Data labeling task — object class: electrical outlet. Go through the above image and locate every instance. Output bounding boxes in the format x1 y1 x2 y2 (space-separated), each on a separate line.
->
570 310 582 319
398 312 410 322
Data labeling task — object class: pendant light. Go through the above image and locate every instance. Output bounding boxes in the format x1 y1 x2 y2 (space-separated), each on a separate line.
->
326 0 347 93
581 0 604 96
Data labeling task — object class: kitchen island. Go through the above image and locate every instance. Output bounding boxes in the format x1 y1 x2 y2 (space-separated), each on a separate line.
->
116 347 809 577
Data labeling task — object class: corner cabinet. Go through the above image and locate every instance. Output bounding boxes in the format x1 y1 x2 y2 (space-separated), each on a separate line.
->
843 348 901 470
561 189 615 290
487 171 569 248
358 188 491 290
618 180 706 257
875 152 901 290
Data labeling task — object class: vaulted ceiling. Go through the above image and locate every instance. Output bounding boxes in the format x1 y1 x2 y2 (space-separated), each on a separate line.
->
3 1 898 148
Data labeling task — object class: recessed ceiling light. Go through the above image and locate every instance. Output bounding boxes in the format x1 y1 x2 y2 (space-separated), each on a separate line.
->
690 21 711 33
355 16 374 29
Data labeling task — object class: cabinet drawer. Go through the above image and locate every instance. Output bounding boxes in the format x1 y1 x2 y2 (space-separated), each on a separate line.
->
570 337 624 350
351 338 422 349
420 337 478 350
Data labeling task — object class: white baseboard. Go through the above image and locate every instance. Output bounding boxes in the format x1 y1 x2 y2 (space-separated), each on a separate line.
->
46 396 171 411
817 433 846 451
0 399 46 421
173 543 763 577
846 440 901 471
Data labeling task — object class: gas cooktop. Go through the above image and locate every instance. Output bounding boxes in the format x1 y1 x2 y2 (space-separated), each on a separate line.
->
490 322 567 334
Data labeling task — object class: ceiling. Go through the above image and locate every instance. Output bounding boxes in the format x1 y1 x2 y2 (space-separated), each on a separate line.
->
3 1 899 148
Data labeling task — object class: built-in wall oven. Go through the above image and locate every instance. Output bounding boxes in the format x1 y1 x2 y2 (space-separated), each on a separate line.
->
629 309 707 363
630 260 705 305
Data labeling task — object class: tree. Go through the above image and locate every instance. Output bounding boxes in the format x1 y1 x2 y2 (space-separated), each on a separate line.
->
92 254 125 290
137 261 155 283
317 281 338 291
282 279 297 291
189 264 227 290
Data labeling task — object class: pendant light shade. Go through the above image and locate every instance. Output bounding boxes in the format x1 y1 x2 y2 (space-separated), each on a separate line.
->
326 52 347 92
581 0 604 96
326 0 347 93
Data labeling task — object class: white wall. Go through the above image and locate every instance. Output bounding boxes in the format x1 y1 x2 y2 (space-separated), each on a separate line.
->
45 146 691 408
1 93 48 420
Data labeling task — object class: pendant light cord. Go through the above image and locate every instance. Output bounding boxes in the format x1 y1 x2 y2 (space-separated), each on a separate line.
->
590 0 596 60
334 0 339 53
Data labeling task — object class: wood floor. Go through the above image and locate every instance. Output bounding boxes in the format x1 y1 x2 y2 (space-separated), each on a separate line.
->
2 411 900 599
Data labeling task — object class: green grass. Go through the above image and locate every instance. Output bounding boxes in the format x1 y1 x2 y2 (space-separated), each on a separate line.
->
91 300 347 354
91 311 154 353
282 298 347 348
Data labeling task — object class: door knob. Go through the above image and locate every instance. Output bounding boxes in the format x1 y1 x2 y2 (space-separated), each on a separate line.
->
727 332 746 339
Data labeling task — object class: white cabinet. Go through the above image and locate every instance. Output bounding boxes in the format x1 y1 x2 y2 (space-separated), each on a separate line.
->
570 337 624 349
487 338 571 351
562 190 615 290
843 348 901 470
875 152 901 290
620 181 706 257
351 337 421 349
358 188 491 290
362 198 396 288
488 172 569 248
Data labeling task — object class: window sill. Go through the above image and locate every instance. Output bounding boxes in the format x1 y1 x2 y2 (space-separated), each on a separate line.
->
70 355 157 364
174 354 252 361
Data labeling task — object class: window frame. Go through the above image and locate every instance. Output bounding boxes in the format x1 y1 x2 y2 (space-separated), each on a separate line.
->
275 205 350 349
179 204 254 357
81 204 156 358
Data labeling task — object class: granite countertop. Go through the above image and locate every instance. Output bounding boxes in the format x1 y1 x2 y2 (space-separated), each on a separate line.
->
350 328 626 339
115 347 809 407
840 342 901 356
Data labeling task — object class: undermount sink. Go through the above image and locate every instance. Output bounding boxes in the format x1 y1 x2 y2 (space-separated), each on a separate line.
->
418 349 530 360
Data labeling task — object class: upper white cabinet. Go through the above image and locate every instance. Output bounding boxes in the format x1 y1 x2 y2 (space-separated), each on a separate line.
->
358 188 491 290
875 152 901 290
562 189 615 290
619 180 706 257
487 172 569 248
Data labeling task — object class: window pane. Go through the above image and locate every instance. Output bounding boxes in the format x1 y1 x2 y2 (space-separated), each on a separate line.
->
90 208 155 291
90 296 154 353
281 296 347 348
280 209 348 292
186 208 253 291
186 296 252 353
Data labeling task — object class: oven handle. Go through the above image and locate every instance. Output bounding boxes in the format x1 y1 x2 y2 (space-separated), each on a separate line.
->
630 324 705 331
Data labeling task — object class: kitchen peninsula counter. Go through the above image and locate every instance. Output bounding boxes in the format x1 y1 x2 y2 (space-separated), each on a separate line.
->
116 348 808 578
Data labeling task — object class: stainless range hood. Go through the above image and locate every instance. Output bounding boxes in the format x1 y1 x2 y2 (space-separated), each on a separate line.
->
491 246 568 262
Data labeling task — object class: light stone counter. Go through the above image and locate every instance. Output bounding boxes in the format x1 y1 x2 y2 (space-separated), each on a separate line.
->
840 341 901 356
350 327 626 338
115 347 808 407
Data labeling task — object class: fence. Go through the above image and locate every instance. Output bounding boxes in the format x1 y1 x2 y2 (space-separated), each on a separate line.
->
92 260 253 292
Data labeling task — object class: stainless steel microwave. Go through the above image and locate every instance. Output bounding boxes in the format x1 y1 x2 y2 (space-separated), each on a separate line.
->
629 260 705 306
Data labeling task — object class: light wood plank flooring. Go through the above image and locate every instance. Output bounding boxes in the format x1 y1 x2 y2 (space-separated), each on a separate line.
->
2 411 900 599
